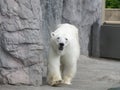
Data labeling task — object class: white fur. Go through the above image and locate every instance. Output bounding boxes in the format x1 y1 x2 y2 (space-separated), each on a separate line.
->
47 23 80 86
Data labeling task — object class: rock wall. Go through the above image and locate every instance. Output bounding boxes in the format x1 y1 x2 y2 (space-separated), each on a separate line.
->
0 0 43 85
62 0 102 56
0 0 102 85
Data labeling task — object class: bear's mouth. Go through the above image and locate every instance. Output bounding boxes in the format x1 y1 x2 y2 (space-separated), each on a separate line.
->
59 46 64 50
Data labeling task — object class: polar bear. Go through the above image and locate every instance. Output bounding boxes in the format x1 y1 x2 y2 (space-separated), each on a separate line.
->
47 23 80 86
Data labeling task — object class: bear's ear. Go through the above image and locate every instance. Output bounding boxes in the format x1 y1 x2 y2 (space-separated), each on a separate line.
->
51 32 55 37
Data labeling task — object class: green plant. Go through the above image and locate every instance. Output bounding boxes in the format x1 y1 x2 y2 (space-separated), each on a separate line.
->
106 0 120 8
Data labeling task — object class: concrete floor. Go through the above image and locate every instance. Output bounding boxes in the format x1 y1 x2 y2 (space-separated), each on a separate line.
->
0 55 120 90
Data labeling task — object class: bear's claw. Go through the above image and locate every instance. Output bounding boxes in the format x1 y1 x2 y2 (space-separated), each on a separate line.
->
49 80 62 86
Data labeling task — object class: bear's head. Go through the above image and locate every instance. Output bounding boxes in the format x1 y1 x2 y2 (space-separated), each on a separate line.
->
50 32 69 52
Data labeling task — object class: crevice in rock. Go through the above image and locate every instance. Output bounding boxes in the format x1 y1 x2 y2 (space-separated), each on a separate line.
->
0 46 24 67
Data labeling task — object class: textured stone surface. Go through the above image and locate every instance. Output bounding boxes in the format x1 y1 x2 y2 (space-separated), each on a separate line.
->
62 0 102 56
0 0 102 85
105 9 120 21
0 0 44 85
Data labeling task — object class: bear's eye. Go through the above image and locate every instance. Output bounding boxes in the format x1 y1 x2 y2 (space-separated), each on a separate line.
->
65 38 68 40
57 37 60 39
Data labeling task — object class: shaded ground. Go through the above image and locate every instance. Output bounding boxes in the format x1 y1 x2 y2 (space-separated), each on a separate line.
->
0 55 120 90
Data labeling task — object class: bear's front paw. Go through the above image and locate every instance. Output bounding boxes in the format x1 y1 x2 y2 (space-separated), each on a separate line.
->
47 73 62 86
48 80 62 86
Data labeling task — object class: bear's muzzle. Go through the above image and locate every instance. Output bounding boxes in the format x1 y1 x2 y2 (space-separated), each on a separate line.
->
59 43 64 50
59 46 64 50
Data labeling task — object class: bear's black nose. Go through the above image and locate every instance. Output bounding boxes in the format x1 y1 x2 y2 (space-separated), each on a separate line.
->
59 43 64 46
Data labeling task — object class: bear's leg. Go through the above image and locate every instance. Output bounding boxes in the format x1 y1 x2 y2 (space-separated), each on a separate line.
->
47 57 62 86
62 62 77 85
47 73 62 86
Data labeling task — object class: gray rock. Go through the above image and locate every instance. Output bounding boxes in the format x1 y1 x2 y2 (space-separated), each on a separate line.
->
0 0 44 85
62 0 102 56
6 69 30 85
0 47 23 69
0 63 43 85
26 63 43 86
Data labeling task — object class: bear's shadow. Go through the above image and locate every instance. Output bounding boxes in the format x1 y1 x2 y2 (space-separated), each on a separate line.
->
108 87 120 90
